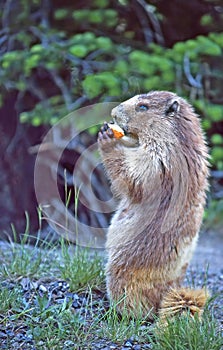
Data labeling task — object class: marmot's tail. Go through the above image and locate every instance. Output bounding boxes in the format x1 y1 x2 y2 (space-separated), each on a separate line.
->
159 287 210 320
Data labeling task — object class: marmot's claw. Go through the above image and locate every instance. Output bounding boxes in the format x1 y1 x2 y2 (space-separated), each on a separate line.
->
98 122 114 140
100 122 109 133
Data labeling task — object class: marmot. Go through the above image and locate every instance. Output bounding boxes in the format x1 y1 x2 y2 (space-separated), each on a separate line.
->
98 91 209 320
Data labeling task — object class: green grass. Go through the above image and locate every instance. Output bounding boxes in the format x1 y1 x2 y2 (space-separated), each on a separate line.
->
149 312 223 350
0 287 25 315
0 237 222 349
28 300 88 349
97 299 150 344
0 233 59 279
59 241 105 292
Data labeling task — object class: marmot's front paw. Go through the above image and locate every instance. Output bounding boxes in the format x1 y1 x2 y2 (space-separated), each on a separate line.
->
98 122 114 138
98 122 119 151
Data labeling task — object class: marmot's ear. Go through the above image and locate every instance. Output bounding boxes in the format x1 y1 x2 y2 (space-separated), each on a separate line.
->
166 100 180 116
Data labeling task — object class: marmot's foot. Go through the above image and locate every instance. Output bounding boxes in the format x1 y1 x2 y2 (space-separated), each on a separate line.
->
159 287 210 322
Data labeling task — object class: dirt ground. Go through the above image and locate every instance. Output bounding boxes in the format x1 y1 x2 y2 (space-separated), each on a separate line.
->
191 228 223 273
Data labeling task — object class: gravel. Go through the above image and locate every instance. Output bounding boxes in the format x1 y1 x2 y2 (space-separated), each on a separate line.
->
0 231 222 349
0 266 222 349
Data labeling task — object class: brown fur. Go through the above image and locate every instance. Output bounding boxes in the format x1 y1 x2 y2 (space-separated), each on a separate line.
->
159 287 209 319
98 91 209 319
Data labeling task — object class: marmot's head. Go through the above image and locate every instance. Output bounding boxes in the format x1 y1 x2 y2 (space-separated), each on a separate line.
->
111 91 203 148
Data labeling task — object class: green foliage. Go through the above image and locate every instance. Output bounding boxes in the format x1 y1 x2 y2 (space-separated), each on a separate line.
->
82 72 122 98
54 8 69 20
173 35 222 59
211 134 223 145
204 199 223 227
73 8 118 27
0 1 223 180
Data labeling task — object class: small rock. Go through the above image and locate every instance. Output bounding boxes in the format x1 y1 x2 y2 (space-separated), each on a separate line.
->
0 331 7 338
64 340 75 347
61 282 70 291
124 340 133 347
56 291 63 297
20 277 31 291
133 345 141 350
73 293 79 300
72 300 80 308
39 284 47 293
11 342 20 347
142 344 152 349
66 292 74 299
6 330 14 337
37 340 45 346
56 298 67 304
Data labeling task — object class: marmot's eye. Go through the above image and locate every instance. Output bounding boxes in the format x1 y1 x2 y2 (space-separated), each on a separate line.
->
137 104 149 111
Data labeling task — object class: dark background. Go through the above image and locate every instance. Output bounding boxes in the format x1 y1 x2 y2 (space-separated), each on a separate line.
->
0 0 223 241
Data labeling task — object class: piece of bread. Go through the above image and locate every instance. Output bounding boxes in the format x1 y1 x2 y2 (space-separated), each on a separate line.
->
108 123 125 139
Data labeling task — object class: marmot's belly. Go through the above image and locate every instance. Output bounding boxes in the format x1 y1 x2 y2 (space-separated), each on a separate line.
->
107 232 198 285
